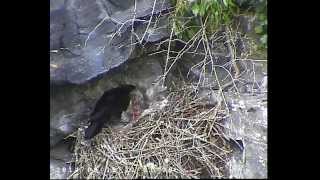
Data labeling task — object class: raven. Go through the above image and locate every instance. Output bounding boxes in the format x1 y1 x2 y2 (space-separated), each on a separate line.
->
84 85 136 139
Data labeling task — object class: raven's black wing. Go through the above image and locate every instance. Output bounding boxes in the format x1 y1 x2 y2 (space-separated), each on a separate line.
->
84 121 104 139
84 85 136 139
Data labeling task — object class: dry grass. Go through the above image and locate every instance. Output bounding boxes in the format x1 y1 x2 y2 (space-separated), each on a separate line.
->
69 85 234 179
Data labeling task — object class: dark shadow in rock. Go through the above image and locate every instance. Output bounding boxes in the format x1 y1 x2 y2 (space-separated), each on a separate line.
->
229 139 244 153
50 137 76 179
51 138 75 162
50 7 67 50
84 84 136 139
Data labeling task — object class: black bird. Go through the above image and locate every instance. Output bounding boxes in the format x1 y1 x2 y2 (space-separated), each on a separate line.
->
84 85 136 139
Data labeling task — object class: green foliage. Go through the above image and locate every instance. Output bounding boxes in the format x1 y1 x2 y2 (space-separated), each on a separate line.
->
171 0 239 40
254 0 267 50
170 0 267 51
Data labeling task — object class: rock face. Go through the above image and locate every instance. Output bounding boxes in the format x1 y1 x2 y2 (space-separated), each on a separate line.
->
50 54 164 148
50 140 74 179
50 1 171 169
50 0 267 179
50 54 164 179
50 159 72 179
225 88 267 178
235 0 266 10
176 57 267 178
50 0 171 85
169 19 267 179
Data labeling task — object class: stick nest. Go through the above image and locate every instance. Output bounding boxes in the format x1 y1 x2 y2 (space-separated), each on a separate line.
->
69 85 233 179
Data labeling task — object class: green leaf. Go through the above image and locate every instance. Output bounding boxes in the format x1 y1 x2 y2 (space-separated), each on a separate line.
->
192 4 200 16
259 14 266 21
199 4 206 16
255 26 263 34
263 19 267 26
260 34 267 45
223 0 228 7
205 1 211 11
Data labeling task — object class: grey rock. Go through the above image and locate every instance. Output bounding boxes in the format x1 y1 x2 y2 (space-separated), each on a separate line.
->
50 139 74 179
50 30 134 84
235 60 267 94
50 159 73 179
175 45 236 89
50 54 164 147
50 0 65 11
234 15 257 35
50 0 171 85
223 64 267 178
51 140 73 162
50 129 67 148
173 49 267 178
235 0 265 10
197 87 222 106
129 8 171 43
